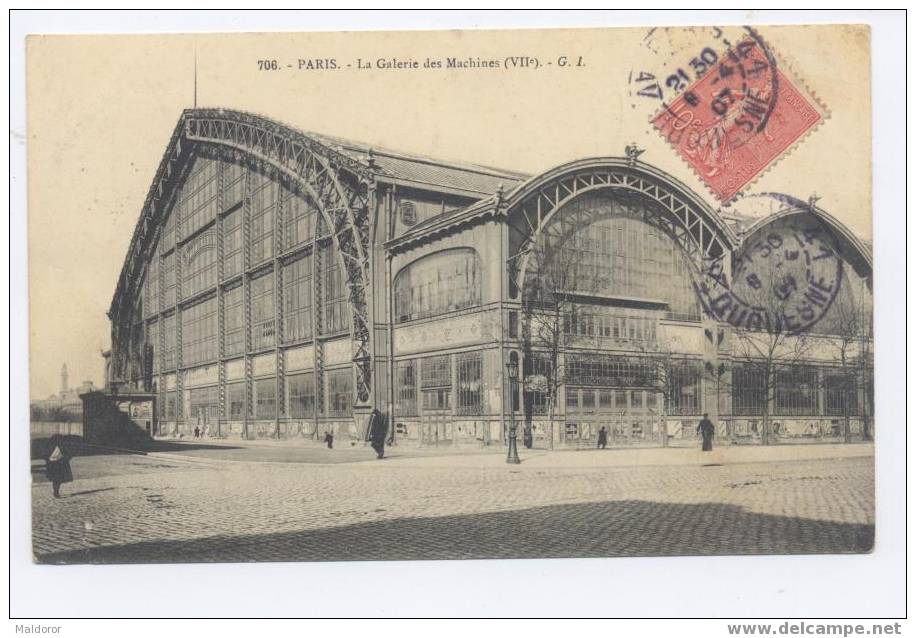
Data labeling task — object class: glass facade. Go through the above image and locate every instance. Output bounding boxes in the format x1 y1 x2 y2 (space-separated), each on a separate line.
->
181 296 218 367
396 360 418 416
667 361 702 415
456 352 483 415
529 215 701 321
282 256 312 343
250 272 276 351
286 372 315 418
327 369 352 417
140 156 359 433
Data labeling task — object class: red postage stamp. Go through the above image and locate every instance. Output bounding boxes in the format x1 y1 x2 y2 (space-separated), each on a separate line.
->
652 36 826 202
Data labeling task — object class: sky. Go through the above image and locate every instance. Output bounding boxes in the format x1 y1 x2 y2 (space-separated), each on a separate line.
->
26 24 872 399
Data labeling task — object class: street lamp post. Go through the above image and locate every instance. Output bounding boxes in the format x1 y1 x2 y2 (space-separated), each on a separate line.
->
505 360 521 464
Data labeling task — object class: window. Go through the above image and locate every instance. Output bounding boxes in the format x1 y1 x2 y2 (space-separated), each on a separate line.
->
321 244 349 334
283 187 318 250
255 377 277 418
161 314 177 370
825 373 858 416
564 308 658 342
145 257 159 317
421 355 451 388
566 355 655 387
222 161 245 213
523 354 551 415
161 251 176 308
394 248 481 322
227 381 245 419
732 365 766 416
581 389 596 409
161 210 176 254
223 284 245 357
222 208 244 279
250 272 276 351
422 388 451 410
395 360 418 416
147 321 159 373
181 297 218 366
179 159 218 239
182 230 217 299
400 201 417 226
667 361 702 415
529 213 701 321
286 372 315 418
249 174 277 265
421 355 451 411
456 352 483 415
566 387 580 410
282 256 312 342
775 366 818 415
327 369 352 417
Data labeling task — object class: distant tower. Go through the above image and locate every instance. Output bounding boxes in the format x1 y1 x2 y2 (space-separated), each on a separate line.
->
61 364 69 394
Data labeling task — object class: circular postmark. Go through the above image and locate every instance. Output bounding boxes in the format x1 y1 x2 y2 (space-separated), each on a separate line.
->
694 193 844 335
629 26 779 141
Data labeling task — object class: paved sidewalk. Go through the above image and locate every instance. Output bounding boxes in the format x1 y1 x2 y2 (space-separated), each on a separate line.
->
130 436 874 469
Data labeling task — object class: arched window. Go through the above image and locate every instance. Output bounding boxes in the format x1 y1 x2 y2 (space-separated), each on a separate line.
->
394 248 481 323
527 214 701 321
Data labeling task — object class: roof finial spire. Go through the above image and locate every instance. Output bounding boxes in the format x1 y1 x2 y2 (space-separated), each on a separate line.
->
625 142 645 166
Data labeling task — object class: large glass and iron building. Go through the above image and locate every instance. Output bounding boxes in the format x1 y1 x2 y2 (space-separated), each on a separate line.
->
106 109 874 447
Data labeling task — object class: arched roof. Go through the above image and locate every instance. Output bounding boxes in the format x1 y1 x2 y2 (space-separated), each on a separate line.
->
506 156 738 248
740 205 873 281
504 156 740 249
503 157 740 291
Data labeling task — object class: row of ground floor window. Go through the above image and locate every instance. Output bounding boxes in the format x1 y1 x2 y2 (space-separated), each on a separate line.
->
151 352 870 426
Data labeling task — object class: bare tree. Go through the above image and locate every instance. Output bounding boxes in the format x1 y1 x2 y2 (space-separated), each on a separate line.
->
519 221 609 449
722 254 817 445
822 277 873 442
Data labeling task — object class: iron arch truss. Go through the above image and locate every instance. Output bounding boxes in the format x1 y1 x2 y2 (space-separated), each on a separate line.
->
504 158 739 296
112 108 376 404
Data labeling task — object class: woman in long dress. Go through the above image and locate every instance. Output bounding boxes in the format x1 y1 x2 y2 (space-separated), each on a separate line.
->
45 434 73 497
696 413 715 452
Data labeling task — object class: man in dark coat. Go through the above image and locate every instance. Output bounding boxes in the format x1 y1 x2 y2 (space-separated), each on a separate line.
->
45 435 73 498
367 408 387 459
597 426 608 449
323 430 334 449
697 413 715 452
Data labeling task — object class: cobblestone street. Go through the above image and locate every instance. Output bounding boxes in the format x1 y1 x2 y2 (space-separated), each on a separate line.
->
31 444 875 563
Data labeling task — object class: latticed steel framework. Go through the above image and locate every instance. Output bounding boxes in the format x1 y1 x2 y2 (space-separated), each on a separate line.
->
110 109 375 407
505 158 739 296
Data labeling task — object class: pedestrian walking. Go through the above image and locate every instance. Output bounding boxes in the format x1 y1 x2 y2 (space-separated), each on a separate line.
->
697 413 715 452
193 426 200 438
324 431 334 449
45 435 73 498
367 408 387 459
597 426 608 449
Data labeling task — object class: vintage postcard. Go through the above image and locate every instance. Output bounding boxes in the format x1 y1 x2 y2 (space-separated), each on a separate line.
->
27 23 875 566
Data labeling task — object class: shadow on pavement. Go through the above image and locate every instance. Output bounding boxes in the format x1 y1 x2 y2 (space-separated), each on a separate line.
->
35 499 874 564
30 435 242 460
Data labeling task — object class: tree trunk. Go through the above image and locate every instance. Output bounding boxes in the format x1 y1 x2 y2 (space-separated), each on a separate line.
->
546 393 555 450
